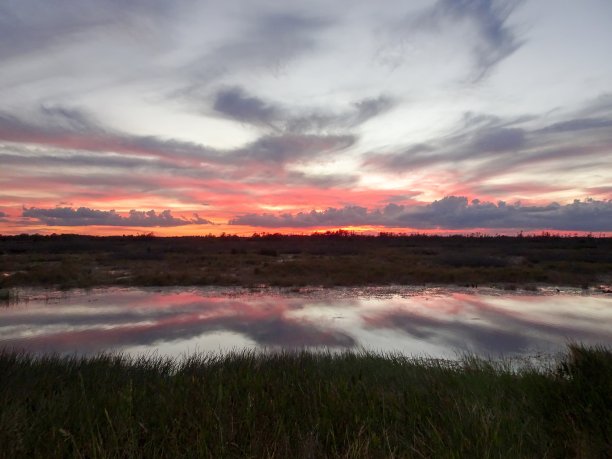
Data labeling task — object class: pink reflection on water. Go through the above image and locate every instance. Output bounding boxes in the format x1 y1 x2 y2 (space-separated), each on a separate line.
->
0 289 355 354
0 287 610 357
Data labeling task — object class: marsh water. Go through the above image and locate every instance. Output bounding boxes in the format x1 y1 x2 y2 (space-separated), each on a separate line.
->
1 286 611 358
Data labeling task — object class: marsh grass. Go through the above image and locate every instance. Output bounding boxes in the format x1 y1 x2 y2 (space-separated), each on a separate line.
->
2 234 611 289
0 345 610 458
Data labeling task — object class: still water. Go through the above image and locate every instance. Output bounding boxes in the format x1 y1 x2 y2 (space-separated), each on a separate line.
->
1 287 610 358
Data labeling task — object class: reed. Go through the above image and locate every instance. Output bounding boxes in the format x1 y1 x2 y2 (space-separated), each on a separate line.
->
0 344 609 458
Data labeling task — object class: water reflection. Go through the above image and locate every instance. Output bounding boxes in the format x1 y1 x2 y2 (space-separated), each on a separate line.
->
0 287 610 357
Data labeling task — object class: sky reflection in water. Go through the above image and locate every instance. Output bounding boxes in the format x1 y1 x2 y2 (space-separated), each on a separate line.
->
1 287 610 358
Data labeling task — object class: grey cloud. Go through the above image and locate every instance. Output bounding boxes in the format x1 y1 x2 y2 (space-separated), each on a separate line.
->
0 106 355 173
538 117 612 134
351 96 396 126
210 86 395 133
0 151 174 172
575 93 612 118
287 95 396 132
213 86 281 128
388 0 523 81
0 108 209 163
470 127 525 152
189 12 331 83
0 0 187 61
366 102 612 183
430 0 523 80
367 124 527 171
229 197 612 232
231 206 373 228
22 207 212 227
286 172 359 188
233 134 355 164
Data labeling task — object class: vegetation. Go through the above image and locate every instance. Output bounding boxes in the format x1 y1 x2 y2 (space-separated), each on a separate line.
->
0 345 609 458
1 233 612 289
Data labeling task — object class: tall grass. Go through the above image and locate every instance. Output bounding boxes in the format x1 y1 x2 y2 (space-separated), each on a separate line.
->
0 345 610 458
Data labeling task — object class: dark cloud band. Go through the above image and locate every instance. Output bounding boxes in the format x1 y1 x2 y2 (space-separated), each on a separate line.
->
230 197 612 232
22 207 212 227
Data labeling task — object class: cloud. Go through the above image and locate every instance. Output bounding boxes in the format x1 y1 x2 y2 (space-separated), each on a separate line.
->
383 0 523 81
213 86 281 128
538 117 612 134
366 124 527 172
433 0 524 80
209 86 395 133
233 133 355 164
178 11 332 88
214 12 329 71
286 95 396 133
0 106 355 172
0 108 214 165
0 0 189 62
229 196 612 232
351 95 396 126
364 103 612 191
22 207 212 227
470 126 525 152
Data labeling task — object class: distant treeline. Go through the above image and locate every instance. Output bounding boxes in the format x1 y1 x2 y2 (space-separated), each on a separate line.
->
1 229 608 241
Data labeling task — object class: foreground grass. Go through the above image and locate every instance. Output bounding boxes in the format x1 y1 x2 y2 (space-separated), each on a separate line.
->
0 345 610 458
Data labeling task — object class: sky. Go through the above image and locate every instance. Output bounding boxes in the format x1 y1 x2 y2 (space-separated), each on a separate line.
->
1 0 612 236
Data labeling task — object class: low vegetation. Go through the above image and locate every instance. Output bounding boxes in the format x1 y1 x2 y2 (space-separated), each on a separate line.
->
0 345 610 458
1 233 612 289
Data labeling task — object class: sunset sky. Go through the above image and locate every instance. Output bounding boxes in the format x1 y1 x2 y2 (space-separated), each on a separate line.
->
1 0 612 235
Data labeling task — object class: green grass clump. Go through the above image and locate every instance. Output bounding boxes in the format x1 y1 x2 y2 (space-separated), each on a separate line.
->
0 345 610 458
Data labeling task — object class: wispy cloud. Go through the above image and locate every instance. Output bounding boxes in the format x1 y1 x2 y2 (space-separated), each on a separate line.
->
0 0 189 62
365 102 612 195
210 85 395 134
380 0 524 81
0 106 355 170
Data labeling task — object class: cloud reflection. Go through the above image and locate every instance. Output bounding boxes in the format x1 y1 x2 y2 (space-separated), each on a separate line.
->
1 289 610 356
363 293 612 355
0 290 355 354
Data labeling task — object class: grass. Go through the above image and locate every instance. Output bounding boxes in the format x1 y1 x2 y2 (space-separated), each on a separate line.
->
0 345 610 458
1 233 612 289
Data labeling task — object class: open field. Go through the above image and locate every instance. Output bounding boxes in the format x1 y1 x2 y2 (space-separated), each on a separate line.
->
0 345 610 458
2 233 612 289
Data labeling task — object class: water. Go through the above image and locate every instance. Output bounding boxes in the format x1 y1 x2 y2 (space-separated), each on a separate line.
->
1 286 610 358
